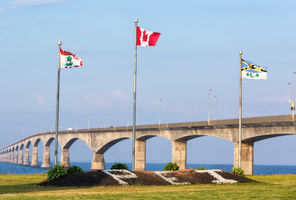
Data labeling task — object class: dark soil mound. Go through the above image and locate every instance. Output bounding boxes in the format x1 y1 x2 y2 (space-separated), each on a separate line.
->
217 171 257 183
126 171 169 185
39 170 256 187
165 170 216 184
39 171 117 187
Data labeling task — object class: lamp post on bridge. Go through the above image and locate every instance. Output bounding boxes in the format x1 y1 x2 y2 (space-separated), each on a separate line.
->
292 72 296 121
214 95 217 121
208 89 212 125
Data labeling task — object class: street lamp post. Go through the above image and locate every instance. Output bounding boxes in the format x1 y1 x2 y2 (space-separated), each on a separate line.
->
159 98 162 126
214 95 217 121
292 72 296 121
208 89 212 125
288 82 293 117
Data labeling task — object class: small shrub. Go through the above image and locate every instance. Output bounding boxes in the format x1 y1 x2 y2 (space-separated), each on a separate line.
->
163 162 179 171
47 165 67 181
197 167 206 170
67 165 83 174
231 167 245 176
111 162 128 170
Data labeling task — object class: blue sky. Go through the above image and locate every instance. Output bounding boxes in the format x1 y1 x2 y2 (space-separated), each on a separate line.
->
0 0 296 165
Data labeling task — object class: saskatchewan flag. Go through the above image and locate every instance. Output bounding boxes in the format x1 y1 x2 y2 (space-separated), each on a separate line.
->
241 59 267 80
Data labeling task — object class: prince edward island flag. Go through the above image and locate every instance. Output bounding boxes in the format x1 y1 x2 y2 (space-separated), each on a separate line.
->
241 59 267 80
60 49 82 69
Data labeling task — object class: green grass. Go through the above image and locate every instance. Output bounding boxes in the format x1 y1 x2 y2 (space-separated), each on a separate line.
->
0 174 296 199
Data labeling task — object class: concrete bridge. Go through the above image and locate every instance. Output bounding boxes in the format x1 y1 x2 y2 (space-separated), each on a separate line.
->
0 115 295 175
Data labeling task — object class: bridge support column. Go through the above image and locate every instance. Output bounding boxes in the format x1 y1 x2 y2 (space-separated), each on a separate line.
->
14 151 18 164
135 140 146 171
11 152 15 163
60 149 70 168
233 142 254 175
8 152 11 163
91 153 105 170
23 148 30 165
172 140 187 169
31 146 38 167
18 149 23 165
41 146 51 168
11 152 14 163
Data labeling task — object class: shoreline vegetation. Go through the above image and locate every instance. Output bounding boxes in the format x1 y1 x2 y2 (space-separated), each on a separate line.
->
0 173 296 199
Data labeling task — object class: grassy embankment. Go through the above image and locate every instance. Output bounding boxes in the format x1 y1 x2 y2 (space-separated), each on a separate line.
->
0 173 296 199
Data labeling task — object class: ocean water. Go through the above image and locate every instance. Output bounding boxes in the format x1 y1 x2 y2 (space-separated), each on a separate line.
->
0 162 295 175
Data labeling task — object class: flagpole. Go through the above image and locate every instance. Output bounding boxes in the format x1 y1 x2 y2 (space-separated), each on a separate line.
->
54 41 62 166
132 19 138 171
238 51 243 168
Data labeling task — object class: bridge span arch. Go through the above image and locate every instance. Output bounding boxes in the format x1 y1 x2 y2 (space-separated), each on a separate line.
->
1 115 296 175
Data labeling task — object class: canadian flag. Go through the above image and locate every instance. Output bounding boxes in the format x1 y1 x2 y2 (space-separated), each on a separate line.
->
136 26 161 47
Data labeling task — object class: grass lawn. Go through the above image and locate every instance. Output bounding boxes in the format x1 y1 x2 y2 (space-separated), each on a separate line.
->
0 173 296 199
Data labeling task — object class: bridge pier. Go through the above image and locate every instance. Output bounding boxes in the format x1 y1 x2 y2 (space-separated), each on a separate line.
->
60 149 70 168
23 148 30 165
233 142 254 175
31 146 38 167
135 139 146 170
7 152 11 163
18 149 23 165
14 151 18 164
91 152 105 170
41 146 51 168
10 152 13 163
11 152 14 163
172 140 187 169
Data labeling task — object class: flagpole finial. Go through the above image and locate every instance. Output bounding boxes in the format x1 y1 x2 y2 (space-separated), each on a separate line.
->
58 41 62 45
239 51 243 56
135 19 138 24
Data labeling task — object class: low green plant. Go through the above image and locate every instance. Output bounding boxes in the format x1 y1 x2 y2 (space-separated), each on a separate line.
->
47 165 67 181
67 165 83 174
111 162 128 170
231 167 245 176
163 162 179 171
197 167 206 170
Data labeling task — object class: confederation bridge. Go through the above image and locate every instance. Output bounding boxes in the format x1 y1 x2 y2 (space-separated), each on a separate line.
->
0 115 296 175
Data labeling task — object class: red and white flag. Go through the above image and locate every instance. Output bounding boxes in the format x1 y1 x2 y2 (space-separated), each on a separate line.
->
60 49 83 69
136 26 161 47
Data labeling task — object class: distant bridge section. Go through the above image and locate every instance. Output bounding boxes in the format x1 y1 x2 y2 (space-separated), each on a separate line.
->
0 115 295 175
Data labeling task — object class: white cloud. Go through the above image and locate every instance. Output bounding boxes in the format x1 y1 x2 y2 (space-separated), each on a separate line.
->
12 0 64 6
72 90 129 110
260 94 289 103
0 0 65 12
34 93 48 106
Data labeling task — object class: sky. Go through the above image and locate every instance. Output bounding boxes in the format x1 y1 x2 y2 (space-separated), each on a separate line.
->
0 0 296 166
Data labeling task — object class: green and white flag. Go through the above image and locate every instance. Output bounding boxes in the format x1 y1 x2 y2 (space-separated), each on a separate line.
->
241 59 267 80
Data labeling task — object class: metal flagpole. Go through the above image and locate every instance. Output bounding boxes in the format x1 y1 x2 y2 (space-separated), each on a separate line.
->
54 41 62 166
132 19 138 171
238 51 243 168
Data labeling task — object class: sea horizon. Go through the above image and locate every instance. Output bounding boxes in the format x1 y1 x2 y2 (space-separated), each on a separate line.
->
0 161 295 175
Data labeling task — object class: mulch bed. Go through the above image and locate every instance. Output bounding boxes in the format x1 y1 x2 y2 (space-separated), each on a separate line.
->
164 170 216 184
39 169 256 187
217 171 256 183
